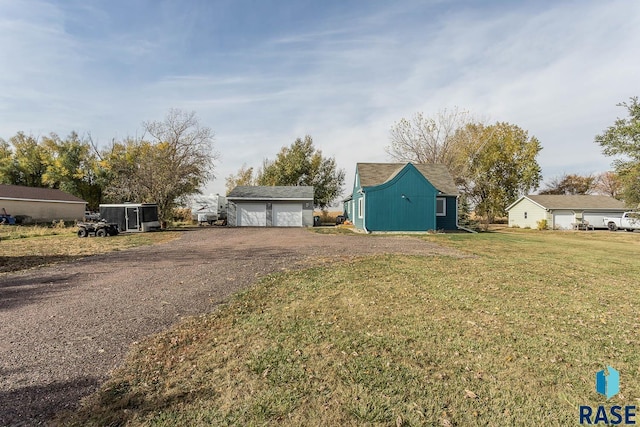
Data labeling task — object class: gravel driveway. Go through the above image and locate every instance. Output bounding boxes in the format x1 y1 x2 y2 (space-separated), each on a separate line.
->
0 227 463 426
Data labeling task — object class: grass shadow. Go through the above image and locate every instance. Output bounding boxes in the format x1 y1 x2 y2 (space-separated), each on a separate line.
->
0 255 87 274
0 270 81 310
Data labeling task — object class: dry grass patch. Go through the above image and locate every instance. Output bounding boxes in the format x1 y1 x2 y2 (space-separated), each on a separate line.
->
0 223 72 240
311 225 357 235
59 230 640 426
0 228 179 273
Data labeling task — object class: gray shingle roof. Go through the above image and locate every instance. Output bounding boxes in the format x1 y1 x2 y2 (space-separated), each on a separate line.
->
525 194 627 210
227 186 314 200
357 163 458 195
0 184 86 203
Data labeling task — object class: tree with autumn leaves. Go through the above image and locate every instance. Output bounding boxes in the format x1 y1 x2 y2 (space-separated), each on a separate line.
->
387 111 543 223
595 97 640 207
0 109 217 222
0 131 103 208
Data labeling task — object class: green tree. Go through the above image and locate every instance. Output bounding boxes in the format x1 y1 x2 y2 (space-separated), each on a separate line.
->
6 132 49 187
225 164 255 195
257 135 345 209
539 173 596 195
41 132 103 209
464 122 542 224
595 97 640 206
101 109 217 222
0 139 16 184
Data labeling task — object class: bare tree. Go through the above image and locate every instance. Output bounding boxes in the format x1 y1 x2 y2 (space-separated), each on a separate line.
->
102 109 218 222
594 171 623 199
387 108 471 157
539 173 596 195
386 107 483 186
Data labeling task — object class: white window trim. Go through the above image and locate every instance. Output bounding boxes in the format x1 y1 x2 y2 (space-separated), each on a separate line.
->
358 197 364 219
436 197 446 216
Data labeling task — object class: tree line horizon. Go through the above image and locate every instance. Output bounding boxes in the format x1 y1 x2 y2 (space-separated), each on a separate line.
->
1 99 638 223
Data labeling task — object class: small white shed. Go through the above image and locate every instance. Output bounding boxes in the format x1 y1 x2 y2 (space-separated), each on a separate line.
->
507 195 628 229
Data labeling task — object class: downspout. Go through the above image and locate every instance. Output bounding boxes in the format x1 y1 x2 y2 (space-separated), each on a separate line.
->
362 190 370 234
455 194 459 229
456 194 477 233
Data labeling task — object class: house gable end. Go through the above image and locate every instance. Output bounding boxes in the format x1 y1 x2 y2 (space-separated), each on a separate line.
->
364 163 439 231
363 163 436 193
506 196 547 212
353 168 361 192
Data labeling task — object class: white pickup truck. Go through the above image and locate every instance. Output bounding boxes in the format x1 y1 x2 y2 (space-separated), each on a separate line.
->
603 212 640 232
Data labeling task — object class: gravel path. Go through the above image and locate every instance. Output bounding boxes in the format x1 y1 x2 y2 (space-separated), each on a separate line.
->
0 228 464 426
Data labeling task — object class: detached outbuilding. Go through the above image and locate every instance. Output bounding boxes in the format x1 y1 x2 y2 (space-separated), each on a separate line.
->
506 194 628 229
227 186 314 227
99 203 161 232
0 184 86 223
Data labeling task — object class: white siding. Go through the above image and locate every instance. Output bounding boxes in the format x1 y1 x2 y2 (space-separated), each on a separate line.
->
0 199 85 222
508 198 547 228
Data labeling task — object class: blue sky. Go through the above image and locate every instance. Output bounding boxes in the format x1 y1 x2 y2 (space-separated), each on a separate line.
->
1 0 639 199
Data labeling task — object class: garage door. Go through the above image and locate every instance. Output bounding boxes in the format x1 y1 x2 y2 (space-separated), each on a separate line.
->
584 212 622 229
553 211 575 230
238 203 266 226
272 203 302 227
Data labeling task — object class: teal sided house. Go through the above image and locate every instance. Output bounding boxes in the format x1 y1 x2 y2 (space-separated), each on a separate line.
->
343 163 459 232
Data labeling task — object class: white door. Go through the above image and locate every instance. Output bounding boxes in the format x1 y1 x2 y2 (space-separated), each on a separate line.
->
238 203 267 226
553 210 575 230
272 203 302 227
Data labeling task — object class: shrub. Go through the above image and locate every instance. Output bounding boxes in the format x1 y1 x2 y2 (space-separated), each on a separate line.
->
315 211 341 225
536 219 548 230
14 215 33 225
52 219 67 229
172 208 193 222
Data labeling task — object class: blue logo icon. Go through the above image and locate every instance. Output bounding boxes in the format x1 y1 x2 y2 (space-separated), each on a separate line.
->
596 366 619 399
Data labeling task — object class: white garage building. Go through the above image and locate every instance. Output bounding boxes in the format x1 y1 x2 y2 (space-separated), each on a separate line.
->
0 184 86 223
507 194 628 230
227 186 314 227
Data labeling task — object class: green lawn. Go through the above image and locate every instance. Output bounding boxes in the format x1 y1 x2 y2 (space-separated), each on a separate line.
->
59 229 640 426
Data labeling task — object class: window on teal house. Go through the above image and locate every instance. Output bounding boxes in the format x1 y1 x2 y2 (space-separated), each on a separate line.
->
358 197 363 218
436 198 446 216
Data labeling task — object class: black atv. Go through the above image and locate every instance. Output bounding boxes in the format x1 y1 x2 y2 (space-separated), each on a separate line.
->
77 220 119 237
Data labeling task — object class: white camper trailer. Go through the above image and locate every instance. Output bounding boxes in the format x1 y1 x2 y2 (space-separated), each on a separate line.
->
191 194 227 225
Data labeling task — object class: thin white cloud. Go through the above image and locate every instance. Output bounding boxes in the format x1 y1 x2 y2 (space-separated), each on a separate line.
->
1 0 638 196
